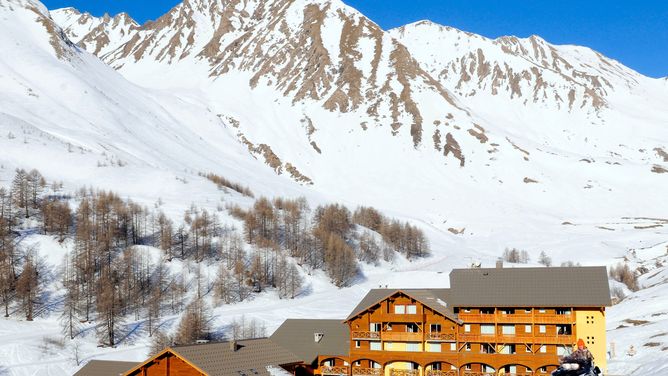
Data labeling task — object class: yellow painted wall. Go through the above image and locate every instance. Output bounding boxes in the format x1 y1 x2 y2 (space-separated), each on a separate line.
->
383 342 423 351
575 308 606 373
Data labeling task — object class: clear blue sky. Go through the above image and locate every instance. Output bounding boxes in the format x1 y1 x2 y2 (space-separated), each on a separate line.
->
42 0 668 78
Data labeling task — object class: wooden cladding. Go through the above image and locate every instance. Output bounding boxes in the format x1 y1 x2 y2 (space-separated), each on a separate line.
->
458 313 574 324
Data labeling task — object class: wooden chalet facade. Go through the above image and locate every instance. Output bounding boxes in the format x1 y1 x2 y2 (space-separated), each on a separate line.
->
314 266 611 376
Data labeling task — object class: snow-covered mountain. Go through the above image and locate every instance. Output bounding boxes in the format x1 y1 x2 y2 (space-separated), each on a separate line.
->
51 7 138 56
0 0 667 374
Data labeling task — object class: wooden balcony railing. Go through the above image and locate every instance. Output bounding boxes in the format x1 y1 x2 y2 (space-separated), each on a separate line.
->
426 332 456 341
458 313 496 323
459 333 572 344
382 331 423 342
458 313 574 324
390 370 419 376
352 331 381 340
497 314 532 323
425 371 457 376
460 372 495 376
321 366 350 375
534 314 574 324
377 313 424 322
352 368 382 376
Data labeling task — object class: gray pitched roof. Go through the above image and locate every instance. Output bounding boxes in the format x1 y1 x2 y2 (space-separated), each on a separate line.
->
448 266 612 307
171 338 302 376
73 360 138 376
345 289 461 323
270 319 350 364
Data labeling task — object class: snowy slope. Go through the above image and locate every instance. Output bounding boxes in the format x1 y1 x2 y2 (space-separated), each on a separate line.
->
0 0 666 374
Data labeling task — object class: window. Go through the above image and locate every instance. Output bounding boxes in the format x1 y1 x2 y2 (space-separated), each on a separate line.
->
557 345 569 356
386 324 393 331
499 344 516 354
407 305 417 314
372 362 381 369
538 309 546 313
525 345 532 353
481 325 494 335
539 345 547 353
407 323 418 333
465 343 471 351
481 308 493 314
463 308 471 313
501 325 515 335
539 367 547 373
500 309 515 315
355 340 360 348
370 341 381 351
354 361 360 367
430 324 441 332
539 325 546 333
465 365 472 371
557 325 572 335
429 343 441 352
450 343 457 351
394 305 406 314
524 309 532 313
556 309 571 315
525 325 532 333
323 360 333 367
370 323 381 332
481 344 494 354
384 342 393 350
406 343 420 352
432 363 442 371
464 324 471 332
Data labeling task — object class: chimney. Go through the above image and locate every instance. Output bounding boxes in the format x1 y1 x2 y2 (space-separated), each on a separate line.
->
314 333 324 343
230 340 238 351
496 259 503 269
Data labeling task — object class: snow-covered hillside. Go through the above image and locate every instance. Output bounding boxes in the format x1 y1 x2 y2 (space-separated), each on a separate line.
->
0 0 666 374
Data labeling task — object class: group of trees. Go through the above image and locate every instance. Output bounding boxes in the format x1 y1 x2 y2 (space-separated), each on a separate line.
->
0 169 51 322
0 167 432 350
501 248 531 264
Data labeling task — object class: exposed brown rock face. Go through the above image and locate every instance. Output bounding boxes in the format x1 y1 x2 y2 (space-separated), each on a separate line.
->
390 22 635 113
28 4 74 60
55 0 469 154
444 133 465 167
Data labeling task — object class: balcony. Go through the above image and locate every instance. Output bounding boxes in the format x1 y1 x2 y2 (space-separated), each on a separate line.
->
534 334 573 345
352 331 381 340
426 332 456 341
390 370 419 376
377 313 424 322
460 373 495 376
321 366 350 376
458 333 496 343
425 371 457 376
352 368 382 376
382 331 423 342
534 314 574 324
496 314 532 323
458 313 495 323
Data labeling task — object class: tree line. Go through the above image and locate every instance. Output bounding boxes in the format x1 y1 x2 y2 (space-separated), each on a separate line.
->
0 168 431 349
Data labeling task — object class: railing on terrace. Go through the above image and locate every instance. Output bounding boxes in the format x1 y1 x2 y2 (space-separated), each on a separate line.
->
352 331 381 340
390 370 420 376
458 333 573 344
427 332 456 341
458 313 574 324
321 366 350 376
425 370 457 376
352 368 382 376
